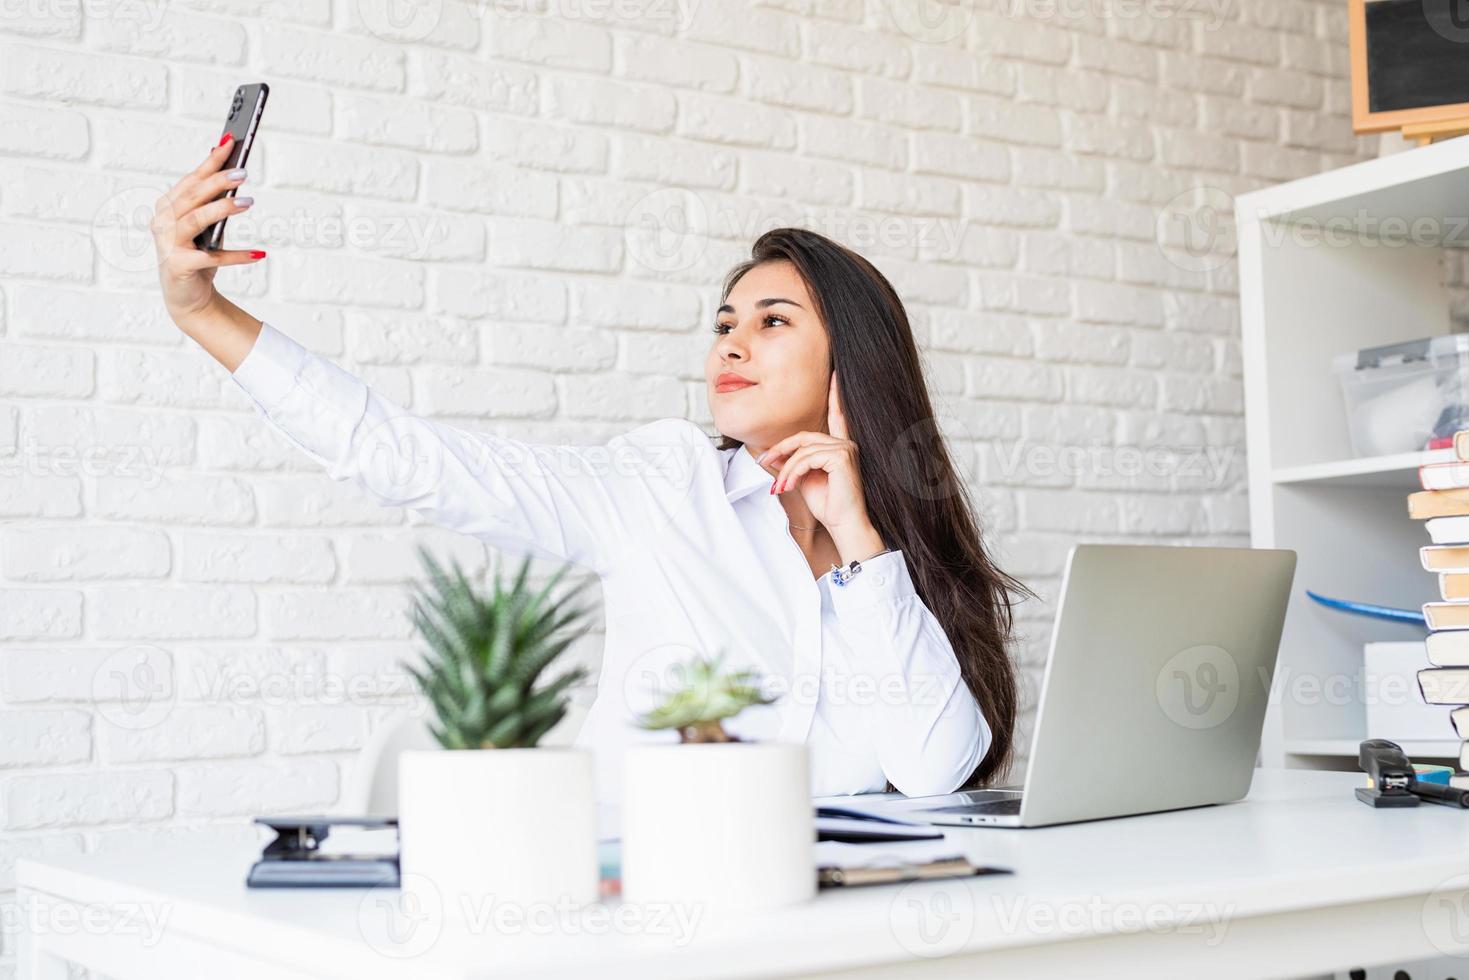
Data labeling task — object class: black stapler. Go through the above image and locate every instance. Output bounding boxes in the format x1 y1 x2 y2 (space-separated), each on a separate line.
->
1356 739 1469 809
247 816 400 888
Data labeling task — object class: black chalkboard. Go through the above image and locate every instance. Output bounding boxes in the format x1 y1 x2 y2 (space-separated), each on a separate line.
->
1365 0 1469 113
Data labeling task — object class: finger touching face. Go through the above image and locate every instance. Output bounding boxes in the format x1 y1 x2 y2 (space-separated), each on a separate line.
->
706 260 830 447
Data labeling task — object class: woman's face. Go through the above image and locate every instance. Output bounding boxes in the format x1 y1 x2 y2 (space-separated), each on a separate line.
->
705 260 831 451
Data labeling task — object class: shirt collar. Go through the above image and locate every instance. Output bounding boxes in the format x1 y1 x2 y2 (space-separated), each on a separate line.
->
722 442 774 503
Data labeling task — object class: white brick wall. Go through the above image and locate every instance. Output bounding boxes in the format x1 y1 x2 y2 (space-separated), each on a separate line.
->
0 0 1380 963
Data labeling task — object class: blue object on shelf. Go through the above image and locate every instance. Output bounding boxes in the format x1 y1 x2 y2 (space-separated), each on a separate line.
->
599 839 620 883
1305 590 1427 627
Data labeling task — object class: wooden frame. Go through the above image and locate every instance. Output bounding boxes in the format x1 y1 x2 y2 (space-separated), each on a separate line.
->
1349 0 1469 134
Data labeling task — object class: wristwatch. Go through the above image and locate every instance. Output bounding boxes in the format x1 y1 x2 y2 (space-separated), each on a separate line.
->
828 549 892 587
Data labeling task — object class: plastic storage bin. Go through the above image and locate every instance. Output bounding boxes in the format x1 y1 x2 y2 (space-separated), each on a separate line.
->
1333 334 1469 457
1363 642 1449 742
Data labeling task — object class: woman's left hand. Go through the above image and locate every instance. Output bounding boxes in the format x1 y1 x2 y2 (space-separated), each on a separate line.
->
759 371 873 533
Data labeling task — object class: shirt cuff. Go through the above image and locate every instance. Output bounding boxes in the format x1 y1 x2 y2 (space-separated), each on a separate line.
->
230 320 310 413
826 549 915 615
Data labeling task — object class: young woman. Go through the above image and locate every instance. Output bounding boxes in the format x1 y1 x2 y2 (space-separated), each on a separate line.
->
150 138 1029 816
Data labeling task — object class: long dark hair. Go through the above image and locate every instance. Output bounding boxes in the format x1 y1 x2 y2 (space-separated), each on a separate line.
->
716 227 1032 788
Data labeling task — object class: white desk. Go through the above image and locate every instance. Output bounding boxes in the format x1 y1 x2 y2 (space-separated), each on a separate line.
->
17 769 1469 979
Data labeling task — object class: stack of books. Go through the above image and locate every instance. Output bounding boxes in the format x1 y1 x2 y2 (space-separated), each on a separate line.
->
1408 429 1469 789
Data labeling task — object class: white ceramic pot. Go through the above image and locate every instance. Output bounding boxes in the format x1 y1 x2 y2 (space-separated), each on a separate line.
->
398 747 598 915
621 741 814 911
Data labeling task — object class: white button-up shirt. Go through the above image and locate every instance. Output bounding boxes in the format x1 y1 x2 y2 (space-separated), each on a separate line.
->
230 322 992 833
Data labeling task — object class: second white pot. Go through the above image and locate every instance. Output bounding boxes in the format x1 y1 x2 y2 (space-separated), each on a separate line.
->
620 741 815 911
398 747 599 916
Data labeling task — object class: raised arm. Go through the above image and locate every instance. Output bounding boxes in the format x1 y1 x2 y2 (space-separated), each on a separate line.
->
225 319 698 574
152 135 699 576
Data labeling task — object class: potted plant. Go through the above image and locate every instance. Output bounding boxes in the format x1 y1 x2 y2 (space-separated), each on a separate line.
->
397 546 600 914
620 653 816 911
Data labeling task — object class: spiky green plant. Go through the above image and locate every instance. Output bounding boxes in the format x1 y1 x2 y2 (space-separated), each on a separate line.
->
635 652 777 743
405 546 593 750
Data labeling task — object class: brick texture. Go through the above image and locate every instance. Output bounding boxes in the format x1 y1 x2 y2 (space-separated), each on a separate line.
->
0 2 1380 954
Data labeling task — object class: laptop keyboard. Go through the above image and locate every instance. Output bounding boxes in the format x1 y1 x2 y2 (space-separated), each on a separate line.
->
923 797 1023 816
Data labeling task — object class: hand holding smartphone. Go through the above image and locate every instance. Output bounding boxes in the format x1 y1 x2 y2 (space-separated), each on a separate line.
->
150 82 273 368
195 82 269 251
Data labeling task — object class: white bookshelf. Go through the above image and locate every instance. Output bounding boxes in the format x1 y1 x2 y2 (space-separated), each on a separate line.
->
1238 138 1469 770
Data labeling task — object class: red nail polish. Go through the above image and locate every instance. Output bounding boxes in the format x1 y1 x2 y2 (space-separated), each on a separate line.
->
249 250 267 259
218 133 233 147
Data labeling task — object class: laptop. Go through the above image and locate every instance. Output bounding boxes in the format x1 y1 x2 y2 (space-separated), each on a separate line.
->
866 544 1296 829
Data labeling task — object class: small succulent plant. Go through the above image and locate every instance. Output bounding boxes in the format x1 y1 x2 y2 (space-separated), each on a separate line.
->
635 652 778 743
405 546 593 750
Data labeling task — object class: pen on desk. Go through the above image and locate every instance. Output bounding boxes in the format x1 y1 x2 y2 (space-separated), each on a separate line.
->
1412 781 1469 808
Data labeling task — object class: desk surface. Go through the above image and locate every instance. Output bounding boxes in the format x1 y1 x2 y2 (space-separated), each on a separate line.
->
19 769 1469 980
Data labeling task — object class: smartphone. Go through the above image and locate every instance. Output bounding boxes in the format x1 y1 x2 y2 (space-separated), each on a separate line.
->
194 82 269 252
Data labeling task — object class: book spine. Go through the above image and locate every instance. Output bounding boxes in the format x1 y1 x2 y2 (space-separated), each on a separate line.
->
1453 706 1469 739
1419 667 1469 703
1422 464 1469 491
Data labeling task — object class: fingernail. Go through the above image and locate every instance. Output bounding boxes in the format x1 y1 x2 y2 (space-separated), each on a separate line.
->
234 196 254 209
218 133 233 147
226 168 247 181
249 250 266 259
